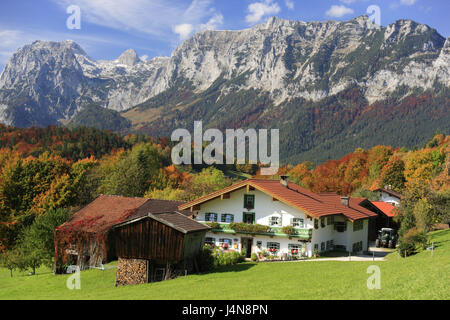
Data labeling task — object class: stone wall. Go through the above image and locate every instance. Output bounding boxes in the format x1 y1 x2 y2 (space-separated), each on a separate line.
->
115 258 149 286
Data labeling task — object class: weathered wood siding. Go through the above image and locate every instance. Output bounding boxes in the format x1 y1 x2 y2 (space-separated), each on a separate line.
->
115 219 184 262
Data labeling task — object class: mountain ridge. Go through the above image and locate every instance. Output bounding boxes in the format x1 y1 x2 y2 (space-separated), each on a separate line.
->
0 16 449 163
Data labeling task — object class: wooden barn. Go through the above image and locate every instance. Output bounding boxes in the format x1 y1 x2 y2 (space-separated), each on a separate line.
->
54 195 188 273
113 206 210 286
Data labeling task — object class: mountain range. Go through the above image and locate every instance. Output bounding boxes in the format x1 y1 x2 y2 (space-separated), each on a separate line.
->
0 15 449 163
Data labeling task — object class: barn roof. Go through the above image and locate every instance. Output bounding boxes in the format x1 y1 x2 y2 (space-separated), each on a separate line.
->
56 195 149 234
123 199 192 222
179 179 377 222
114 211 210 234
371 201 397 218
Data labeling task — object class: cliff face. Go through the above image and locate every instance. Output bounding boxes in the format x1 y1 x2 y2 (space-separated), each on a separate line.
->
0 16 448 127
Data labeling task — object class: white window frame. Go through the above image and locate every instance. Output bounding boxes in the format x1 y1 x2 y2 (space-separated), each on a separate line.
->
292 218 304 228
219 238 232 248
269 216 281 227
221 213 234 223
205 213 218 222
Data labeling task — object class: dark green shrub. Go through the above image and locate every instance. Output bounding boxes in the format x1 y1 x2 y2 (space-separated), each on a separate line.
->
398 228 428 257
251 253 258 262
198 246 215 271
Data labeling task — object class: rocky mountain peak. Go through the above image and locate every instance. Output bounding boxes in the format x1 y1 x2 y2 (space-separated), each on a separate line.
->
117 49 140 66
0 17 448 129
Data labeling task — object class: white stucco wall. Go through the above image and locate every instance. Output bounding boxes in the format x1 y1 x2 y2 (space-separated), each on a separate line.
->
380 192 401 206
196 186 370 257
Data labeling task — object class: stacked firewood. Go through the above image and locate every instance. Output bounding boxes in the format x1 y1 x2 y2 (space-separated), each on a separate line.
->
115 258 148 286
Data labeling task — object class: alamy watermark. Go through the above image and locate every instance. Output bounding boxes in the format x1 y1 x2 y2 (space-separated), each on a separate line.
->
171 121 279 175
66 5 81 30
66 266 81 290
367 265 381 290
367 5 381 30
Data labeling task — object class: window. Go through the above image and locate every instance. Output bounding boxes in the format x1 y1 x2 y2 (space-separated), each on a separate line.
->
353 220 364 232
334 222 347 232
243 212 255 224
292 218 304 228
321 242 325 252
221 213 234 223
288 244 300 256
244 194 255 209
205 213 218 222
320 218 326 228
269 216 281 226
256 241 262 248
205 237 216 246
314 244 319 251
326 240 334 251
327 216 334 226
314 219 319 229
219 238 232 249
267 242 280 253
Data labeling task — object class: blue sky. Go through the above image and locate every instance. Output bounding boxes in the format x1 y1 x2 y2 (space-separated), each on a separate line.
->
0 0 449 69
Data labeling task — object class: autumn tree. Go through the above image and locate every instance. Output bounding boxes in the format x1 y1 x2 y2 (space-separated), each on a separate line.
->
378 156 406 191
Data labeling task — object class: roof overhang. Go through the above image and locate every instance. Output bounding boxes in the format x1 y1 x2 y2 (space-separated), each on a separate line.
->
179 180 323 220
112 211 211 234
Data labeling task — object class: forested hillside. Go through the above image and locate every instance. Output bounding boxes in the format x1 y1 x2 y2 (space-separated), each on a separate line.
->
0 125 448 270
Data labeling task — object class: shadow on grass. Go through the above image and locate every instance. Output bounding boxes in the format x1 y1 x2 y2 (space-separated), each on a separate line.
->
432 239 450 248
199 262 256 275
316 250 350 258
5 269 54 279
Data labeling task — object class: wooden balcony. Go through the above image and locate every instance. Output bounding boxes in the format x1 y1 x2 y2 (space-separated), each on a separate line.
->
201 222 313 240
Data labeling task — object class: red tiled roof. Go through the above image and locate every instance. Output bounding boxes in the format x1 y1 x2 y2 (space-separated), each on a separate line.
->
179 179 377 221
57 195 149 234
371 201 397 218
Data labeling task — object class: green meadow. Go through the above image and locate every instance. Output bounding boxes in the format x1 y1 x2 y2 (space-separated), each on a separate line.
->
0 229 449 300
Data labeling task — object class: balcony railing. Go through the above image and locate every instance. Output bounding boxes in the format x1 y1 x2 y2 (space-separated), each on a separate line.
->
201 222 313 240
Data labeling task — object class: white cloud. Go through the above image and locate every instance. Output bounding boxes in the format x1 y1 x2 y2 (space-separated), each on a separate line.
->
339 0 356 4
246 0 281 24
325 5 354 18
51 0 223 41
199 13 224 31
173 24 194 40
140 54 149 62
285 0 294 10
400 0 417 5
0 30 30 65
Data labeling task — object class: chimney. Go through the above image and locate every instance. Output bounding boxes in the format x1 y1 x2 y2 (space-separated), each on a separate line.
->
280 175 289 188
340 196 350 207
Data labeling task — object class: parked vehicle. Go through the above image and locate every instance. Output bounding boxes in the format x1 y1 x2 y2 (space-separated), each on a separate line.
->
375 228 397 248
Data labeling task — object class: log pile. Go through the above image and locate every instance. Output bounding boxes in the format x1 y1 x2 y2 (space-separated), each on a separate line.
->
115 258 148 286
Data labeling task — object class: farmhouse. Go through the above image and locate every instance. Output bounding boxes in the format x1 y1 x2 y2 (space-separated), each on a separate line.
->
113 207 209 286
178 177 378 258
373 186 403 207
54 195 187 273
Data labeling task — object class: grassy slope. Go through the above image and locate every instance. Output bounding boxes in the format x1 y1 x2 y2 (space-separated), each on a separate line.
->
0 230 449 300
